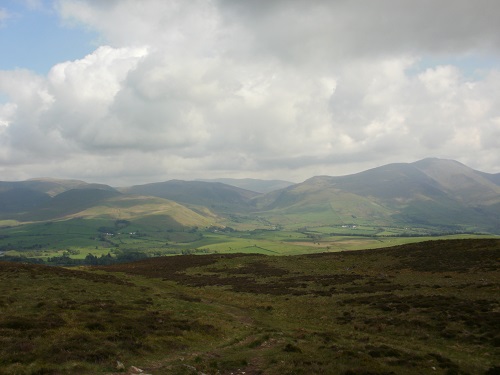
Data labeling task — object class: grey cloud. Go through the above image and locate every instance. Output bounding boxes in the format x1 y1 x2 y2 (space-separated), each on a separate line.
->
217 0 500 63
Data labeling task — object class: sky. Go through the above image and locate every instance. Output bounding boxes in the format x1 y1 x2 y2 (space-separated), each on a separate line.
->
1 0 499 186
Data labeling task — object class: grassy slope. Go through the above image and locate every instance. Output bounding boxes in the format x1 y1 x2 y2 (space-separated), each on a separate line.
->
252 159 500 234
119 180 259 214
67 195 217 228
0 195 220 258
0 238 498 374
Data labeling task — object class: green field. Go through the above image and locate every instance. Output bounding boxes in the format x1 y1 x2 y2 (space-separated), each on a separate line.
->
1 215 497 266
1 217 496 264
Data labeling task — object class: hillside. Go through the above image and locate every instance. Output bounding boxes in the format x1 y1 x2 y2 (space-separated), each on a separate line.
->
0 178 116 197
0 238 498 374
255 158 500 233
0 179 118 219
413 158 500 205
0 188 52 215
1 158 499 234
21 188 123 221
67 195 217 229
198 178 294 193
119 180 260 213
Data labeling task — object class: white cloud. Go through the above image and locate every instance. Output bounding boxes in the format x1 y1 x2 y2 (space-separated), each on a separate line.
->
0 8 9 27
0 0 499 184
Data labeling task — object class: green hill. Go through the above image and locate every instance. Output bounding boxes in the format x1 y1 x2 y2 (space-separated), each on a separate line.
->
68 195 217 229
0 188 51 216
254 158 500 233
120 180 260 213
1 158 499 234
19 189 123 221
0 179 118 218
0 178 116 197
198 178 294 193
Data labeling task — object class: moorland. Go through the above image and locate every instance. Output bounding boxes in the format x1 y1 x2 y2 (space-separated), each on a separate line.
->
0 238 498 374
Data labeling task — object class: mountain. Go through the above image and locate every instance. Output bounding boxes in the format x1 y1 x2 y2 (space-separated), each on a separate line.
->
0 179 219 229
21 188 123 221
255 158 500 233
0 188 51 215
0 179 118 219
1 158 498 233
65 195 217 229
0 178 116 197
119 180 260 213
412 158 500 205
197 178 294 193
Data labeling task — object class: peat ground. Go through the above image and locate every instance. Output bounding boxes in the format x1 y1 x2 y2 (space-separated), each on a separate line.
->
0 239 498 374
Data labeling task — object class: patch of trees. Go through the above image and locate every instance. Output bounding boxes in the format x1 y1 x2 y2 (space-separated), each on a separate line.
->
98 226 116 235
4 250 149 267
83 253 111 265
45 251 148 266
0 243 47 251
0 255 45 264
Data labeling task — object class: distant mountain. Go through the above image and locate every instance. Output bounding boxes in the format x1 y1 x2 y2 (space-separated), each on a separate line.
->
22 188 122 221
254 158 500 233
197 178 294 193
1 158 498 233
0 179 118 219
412 158 500 205
66 195 217 230
0 178 116 197
119 180 260 213
0 188 51 215
0 187 216 230
479 172 500 186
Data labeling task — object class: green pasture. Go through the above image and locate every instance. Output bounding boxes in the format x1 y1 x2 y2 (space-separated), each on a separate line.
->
0 216 497 263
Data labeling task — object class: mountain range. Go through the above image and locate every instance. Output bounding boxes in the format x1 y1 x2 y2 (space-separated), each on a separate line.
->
1 158 499 234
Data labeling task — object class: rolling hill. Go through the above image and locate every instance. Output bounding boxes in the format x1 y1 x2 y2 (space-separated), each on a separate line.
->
1 158 499 234
66 195 217 229
0 178 119 219
0 178 116 197
119 180 260 213
198 178 294 193
0 183 218 231
254 158 500 233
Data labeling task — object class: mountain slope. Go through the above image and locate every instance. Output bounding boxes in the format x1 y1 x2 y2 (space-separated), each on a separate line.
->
120 180 260 213
0 178 116 197
1 158 498 233
255 158 500 233
0 188 51 216
21 188 123 221
413 158 500 205
0 179 118 218
198 178 294 193
68 195 217 229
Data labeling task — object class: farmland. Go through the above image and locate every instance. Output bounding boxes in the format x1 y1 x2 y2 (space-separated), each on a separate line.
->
0 217 494 264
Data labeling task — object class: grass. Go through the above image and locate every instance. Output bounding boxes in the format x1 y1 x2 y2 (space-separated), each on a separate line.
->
1 215 497 265
0 238 498 374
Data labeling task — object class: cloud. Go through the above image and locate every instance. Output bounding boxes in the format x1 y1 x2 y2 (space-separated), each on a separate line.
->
0 0 499 184
0 7 10 27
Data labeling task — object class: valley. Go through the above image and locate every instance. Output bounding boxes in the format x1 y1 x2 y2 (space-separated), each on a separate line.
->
1 158 499 265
